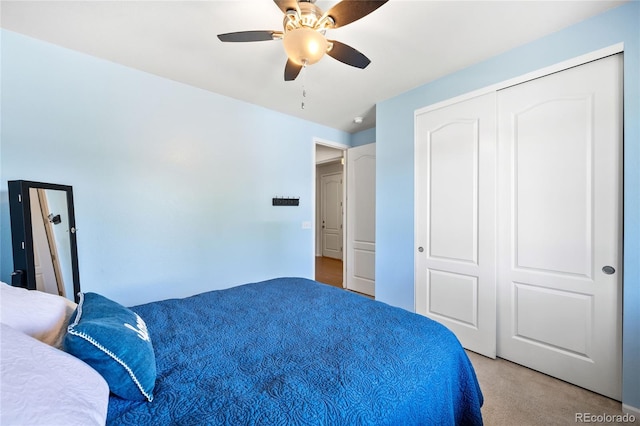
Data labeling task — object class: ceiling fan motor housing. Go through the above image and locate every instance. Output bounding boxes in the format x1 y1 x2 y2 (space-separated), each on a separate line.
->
282 1 334 66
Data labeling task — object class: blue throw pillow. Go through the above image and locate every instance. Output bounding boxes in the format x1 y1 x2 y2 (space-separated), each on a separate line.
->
64 292 156 402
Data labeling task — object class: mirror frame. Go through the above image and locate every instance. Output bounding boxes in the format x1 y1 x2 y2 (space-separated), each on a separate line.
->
8 180 81 302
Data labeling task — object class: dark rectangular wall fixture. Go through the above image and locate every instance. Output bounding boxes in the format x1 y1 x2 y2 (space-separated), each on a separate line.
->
272 197 300 206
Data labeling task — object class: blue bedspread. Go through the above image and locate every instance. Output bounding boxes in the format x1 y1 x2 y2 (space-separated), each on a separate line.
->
107 278 483 425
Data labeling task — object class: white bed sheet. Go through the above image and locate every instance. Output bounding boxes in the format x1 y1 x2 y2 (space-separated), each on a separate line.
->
1 282 77 348
0 323 109 426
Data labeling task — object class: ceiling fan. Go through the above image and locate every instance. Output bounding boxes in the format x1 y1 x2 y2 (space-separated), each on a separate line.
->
217 0 388 81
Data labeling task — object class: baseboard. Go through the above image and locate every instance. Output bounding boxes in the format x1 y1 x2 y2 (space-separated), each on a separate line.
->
622 404 640 417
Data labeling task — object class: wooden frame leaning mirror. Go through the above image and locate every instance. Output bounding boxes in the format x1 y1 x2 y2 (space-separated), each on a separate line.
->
8 180 80 303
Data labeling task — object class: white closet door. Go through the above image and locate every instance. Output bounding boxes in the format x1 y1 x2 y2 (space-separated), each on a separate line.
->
415 93 497 358
346 143 376 297
497 54 622 399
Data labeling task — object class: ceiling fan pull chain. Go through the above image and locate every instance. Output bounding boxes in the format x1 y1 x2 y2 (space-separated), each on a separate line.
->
301 61 308 110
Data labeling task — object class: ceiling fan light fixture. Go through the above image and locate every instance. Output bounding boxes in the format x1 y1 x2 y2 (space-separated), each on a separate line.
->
218 0 388 81
283 27 328 66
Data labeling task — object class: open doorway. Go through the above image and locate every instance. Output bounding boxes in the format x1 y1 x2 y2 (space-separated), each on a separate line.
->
314 141 346 289
313 140 376 297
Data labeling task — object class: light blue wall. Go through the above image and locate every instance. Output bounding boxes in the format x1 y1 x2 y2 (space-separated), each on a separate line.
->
351 127 376 147
376 2 639 410
0 30 350 307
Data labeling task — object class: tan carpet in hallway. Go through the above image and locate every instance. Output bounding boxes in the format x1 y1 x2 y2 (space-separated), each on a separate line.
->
466 351 638 425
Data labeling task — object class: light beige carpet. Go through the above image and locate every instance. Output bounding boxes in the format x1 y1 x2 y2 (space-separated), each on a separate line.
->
466 351 639 426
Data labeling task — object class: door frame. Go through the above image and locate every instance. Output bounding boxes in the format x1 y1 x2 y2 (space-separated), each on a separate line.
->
312 138 348 286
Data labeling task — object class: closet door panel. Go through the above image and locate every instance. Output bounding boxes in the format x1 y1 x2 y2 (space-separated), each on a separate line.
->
497 54 622 400
415 92 497 358
428 120 477 263
514 97 591 275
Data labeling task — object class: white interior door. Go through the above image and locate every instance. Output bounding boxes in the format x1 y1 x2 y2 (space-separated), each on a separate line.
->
415 92 497 358
321 172 343 259
346 143 375 296
496 54 622 400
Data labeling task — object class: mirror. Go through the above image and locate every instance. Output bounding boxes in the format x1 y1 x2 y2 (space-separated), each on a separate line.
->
8 180 80 302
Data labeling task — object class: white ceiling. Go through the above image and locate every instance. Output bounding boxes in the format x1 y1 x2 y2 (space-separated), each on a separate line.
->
0 0 626 133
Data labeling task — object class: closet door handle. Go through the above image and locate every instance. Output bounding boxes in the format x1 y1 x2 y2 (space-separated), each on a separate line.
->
602 266 615 275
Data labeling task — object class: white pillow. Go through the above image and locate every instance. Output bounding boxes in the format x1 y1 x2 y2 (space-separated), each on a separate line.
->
0 282 77 348
0 323 109 426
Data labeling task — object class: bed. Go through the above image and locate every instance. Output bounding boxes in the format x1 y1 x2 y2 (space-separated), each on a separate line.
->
1 277 483 425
